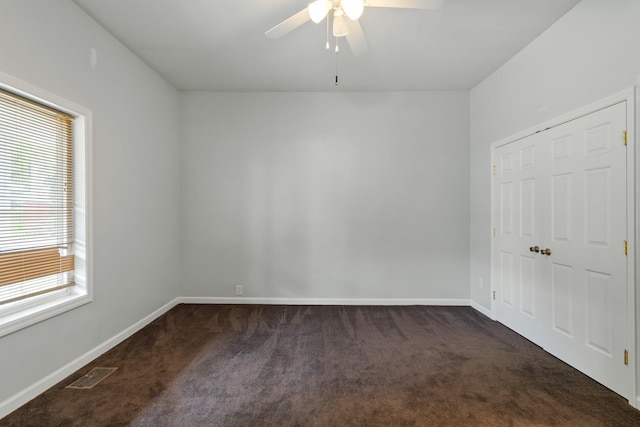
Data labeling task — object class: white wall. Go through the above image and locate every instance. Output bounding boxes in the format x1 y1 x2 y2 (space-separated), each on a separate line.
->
469 0 640 403
180 91 469 301
0 0 180 406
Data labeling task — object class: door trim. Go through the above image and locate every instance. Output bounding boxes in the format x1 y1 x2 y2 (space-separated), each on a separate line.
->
489 88 637 408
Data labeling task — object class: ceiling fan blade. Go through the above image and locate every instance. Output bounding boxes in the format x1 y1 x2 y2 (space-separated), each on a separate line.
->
345 20 370 56
265 8 310 39
364 0 444 9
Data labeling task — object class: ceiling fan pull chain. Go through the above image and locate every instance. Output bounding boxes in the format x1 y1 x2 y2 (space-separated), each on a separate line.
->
335 37 339 85
326 14 330 50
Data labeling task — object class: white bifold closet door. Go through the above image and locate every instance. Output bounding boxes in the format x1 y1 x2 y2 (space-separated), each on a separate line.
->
492 101 628 397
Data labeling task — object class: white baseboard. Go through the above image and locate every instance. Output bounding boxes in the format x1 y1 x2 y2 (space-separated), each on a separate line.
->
470 301 492 319
0 297 181 420
178 297 472 306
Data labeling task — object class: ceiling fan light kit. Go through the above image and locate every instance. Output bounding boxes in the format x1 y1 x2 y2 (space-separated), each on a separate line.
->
308 0 332 23
332 10 349 37
341 0 365 20
308 0 364 24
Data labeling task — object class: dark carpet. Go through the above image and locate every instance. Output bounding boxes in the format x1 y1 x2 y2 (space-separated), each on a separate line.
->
2 304 640 426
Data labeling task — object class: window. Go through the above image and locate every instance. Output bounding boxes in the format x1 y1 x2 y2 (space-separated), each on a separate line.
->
0 75 91 337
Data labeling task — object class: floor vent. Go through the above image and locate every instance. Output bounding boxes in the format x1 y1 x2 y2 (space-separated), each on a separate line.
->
66 367 118 390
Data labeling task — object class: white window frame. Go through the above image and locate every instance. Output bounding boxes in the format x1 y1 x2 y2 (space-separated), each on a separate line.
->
0 71 93 337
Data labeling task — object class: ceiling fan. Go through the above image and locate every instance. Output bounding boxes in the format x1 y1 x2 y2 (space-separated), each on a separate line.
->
265 0 445 56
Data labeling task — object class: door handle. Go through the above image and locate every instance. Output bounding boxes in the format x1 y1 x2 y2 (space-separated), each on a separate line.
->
529 246 540 253
542 248 552 256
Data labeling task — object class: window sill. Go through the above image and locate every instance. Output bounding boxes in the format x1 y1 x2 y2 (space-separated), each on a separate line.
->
0 291 92 338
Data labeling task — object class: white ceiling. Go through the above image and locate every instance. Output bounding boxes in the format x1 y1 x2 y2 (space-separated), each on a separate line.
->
72 0 581 91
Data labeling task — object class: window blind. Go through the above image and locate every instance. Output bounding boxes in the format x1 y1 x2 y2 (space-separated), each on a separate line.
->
0 88 75 305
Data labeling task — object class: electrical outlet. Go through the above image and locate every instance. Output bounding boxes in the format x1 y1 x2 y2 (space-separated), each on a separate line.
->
479 278 484 288
235 285 243 296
